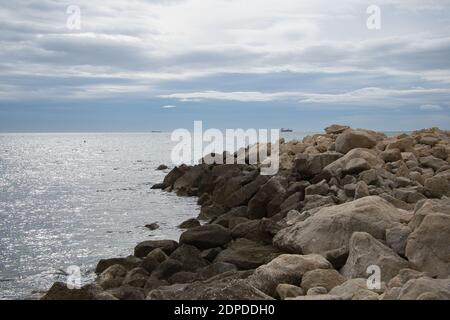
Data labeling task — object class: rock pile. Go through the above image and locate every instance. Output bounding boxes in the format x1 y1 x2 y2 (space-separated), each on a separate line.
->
42 126 450 300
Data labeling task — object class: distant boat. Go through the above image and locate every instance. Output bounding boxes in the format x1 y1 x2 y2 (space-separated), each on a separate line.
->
151 130 162 133
280 128 293 132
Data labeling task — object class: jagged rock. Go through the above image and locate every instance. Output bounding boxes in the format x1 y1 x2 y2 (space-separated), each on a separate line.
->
144 276 168 292
198 203 225 220
201 247 222 262
275 284 305 299
214 238 280 270
179 224 232 249
386 137 414 152
359 169 379 185
246 254 332 296
230 219 276 244
211 206 248 228
419 155 447 171
220 175 269 209
168 271 198 284
134 240 178 258
173 165 208 196
406 212 450 278
95 255 142 274
324 148 384 177
247 176 287 219
301 269 346 292
386 225 412 256
302 194 335 211
387 268 430 289
152 258 184 279
329 278 380 300
163 165 190 188
425 173 450 198
335 130 377 154
140 256 160 273
41 282 113 300
343 158 370 175
274 196 403 259
341 232 410 282
178 218 201 229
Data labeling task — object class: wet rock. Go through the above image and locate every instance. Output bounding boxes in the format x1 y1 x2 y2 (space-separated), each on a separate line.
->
201 247 222 262
140 256 160 273
168 271 198 284
107 285 145 300
122 267 149 288
41 282 111 300
156 164 168 170
97 264 127 289
134 240 178 258
179 224 232 249
145 223 159 230
151 183 165 189
152 258 184 280
169 244 209 272
146 248 169 263
163 165 190 188
198 262 238 280
247 176 287 219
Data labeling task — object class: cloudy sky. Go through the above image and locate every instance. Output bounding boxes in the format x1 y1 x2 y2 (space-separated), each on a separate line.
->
1 0 450 131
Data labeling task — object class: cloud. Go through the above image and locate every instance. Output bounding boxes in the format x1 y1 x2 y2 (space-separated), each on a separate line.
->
420 104 443 111
162 105 177 109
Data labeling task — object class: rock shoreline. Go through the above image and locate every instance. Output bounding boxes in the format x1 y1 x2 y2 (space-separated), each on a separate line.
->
42 125 450 300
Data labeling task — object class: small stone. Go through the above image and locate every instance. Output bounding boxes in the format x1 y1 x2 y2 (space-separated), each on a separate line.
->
156 164 169 170
145 223 159 230
307 286 328 295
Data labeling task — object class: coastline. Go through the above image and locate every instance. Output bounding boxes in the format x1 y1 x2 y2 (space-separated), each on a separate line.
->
41 125 450 300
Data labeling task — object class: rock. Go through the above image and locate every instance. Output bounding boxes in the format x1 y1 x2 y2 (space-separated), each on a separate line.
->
408 198 450 230
286 294 343 300
405 212 450 278
302 195 335 211
324 148 383 177
301 269 346 292
387 268 430 289
274 196 403 259
341 232 410 282
146 248 168 263
122 267 149 288
140 256 160 273
393 187 427 204
151 183 165 189
107 285 145 300
169 244 209 272
214 238 280 270
147 272 273 300
386 225 412 256
41 282 111 300
386 137 414 152
230 218 279 244
307 286 328 295
305 180 329 196
221 175 269 209
324 124 350 134
145 223 159 230
380 148 402 163
354 181 369 199
425 174 450 198
178 218 200 229
343 158 370 175
294 152 342 179
384 277 450 300
163 165 190 188
173 165 208 196
168 271 198 284
201 247 222 262
211 206 248 228
420 136 439 146
419 155 447 171
198 262 238 280
275 284 305 299
359 169 379 185
335 130 377 154
134 240 178 258
329 278 380 300
97 264 127 289
95 256 142 274
247 176 287 219
198 203 226 220
246 254 332 296
156 164 168 170
144 276 168 292
179 224 232 249
152 258 184 280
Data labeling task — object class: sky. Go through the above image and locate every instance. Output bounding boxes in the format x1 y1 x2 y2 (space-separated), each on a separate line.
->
0 0 450 132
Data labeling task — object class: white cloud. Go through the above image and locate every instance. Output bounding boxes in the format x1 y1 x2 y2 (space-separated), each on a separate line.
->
162 105 177 109
420 104 443 111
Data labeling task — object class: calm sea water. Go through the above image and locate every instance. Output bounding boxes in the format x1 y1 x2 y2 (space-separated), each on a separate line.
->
0 130 402 300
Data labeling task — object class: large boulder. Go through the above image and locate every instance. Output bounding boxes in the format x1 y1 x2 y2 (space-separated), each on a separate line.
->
95 255 142 274
247 176 286 219
214 238 280 270
405 212 450 278
383 277 450 300
335 130 377 154
173 165 208 196
328 278 380 300
41 282 115 300
300 269 346 292
424 172 450 198
246 254 332 296
97 264 127 289
294 152 342 179
324 148 383 177
273 196 404 263
179 224 232 249
341 232 410 282
169 244 209 272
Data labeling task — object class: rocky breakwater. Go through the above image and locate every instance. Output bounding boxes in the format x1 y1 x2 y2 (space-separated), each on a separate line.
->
42 125 450 300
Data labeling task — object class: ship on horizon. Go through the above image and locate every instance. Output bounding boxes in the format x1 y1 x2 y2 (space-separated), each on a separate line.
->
280 128 293 132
